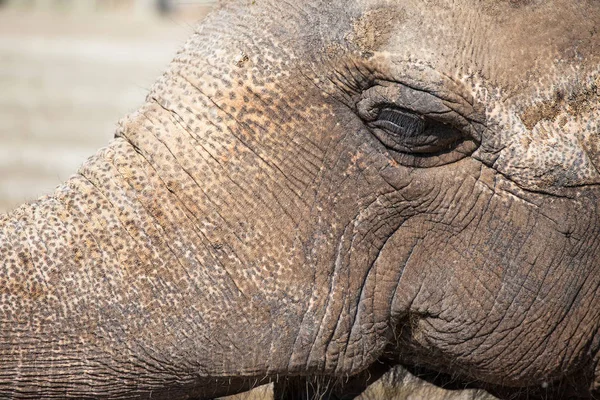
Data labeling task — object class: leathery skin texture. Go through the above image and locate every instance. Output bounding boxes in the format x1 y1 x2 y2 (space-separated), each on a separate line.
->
2 0 600 399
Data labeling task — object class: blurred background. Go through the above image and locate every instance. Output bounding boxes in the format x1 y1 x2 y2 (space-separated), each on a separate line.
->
0 0 216 213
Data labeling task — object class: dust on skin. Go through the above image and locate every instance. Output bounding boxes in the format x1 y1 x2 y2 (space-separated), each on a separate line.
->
347 5 406 51
520 77 600 131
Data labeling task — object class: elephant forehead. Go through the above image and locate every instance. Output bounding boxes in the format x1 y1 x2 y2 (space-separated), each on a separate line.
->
346 0 600 90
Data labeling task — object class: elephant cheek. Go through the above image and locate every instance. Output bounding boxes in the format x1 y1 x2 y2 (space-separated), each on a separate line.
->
371 217 429 326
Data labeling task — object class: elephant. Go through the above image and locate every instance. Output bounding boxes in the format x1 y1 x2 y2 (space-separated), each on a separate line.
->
2 0 600 399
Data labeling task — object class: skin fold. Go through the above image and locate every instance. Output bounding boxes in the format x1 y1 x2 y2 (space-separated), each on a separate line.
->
1 0 600 399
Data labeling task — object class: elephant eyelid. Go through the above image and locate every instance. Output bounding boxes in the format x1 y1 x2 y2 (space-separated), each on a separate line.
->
355 82 482 166
369 105 467 155
375 108 426 137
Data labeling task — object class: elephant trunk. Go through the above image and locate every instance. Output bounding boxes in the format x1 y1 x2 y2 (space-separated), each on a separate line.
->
0 92 291 398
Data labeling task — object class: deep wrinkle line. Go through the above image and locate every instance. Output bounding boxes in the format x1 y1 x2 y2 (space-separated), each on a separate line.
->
118 121 259 312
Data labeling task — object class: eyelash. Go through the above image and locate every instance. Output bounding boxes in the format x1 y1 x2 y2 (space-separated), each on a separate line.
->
369 105 466 155
374 108 426 137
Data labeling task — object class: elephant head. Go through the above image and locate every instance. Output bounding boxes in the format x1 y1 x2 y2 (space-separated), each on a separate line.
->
2 0 600 399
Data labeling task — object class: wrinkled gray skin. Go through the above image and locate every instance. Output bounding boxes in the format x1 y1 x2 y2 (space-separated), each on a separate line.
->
2 0 600 399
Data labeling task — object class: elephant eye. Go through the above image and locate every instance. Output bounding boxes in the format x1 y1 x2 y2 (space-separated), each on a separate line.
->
371 107 466 155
